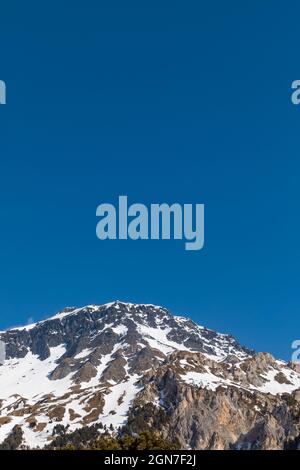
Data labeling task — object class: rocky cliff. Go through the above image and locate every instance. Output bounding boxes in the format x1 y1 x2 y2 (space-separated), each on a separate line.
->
0 301 299 449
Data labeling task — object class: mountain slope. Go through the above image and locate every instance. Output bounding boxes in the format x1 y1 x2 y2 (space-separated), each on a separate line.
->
0 301 300 449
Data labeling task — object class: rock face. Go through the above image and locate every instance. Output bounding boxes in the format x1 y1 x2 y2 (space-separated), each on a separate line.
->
0 301 300 449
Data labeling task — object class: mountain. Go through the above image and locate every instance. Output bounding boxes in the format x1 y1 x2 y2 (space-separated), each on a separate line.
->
0 301 300 449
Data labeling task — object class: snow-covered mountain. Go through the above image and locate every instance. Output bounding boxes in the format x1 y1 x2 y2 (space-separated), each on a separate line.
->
0 301 300 449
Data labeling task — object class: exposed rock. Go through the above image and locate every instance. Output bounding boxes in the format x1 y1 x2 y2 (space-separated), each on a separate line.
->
0 301 299 449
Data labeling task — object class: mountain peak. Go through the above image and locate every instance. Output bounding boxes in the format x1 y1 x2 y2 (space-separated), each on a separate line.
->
3 301 167 333
103 300 165 310
1 301 300 449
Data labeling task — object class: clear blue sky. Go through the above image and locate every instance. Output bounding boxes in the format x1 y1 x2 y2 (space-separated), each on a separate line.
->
0 1 299 359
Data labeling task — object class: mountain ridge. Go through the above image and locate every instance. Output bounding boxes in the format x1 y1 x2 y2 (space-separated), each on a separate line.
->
0 301 300 449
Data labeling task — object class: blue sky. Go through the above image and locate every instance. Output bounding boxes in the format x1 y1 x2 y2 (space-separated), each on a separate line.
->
0 1 299 359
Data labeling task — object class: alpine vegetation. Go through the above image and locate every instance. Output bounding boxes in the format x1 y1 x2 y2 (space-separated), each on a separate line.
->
96 196 204 251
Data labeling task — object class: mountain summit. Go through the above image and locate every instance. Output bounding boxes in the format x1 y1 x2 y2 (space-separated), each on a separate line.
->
0 301 300 449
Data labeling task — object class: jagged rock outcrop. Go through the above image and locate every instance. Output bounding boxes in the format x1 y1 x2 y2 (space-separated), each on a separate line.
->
0 301 299 449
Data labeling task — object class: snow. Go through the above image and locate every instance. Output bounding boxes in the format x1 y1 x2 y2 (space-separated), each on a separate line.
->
100 371 142 429
0 345 71 400
74 348 93 360
2 300 300 448
10 321 40 332
50 305 99 321
22 424 47 449
111 325 128 336
104 301 163 311
0 340 144 446
181 371 232 391
144 337 174 355
7 305 101 332
137 324 190 354
49 308 81 321
181 363 300 397
252 367 300 395
87 344 121 387
0 415 25 446
180 359 190 367
174 315 204 329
